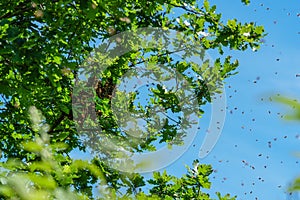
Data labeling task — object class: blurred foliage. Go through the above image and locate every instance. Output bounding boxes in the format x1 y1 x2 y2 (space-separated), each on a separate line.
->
274 96 300 194
274 96 300 121
0 0 265 199
0 106 237 199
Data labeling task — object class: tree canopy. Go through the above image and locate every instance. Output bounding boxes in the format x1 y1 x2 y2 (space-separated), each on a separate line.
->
0 0 265 199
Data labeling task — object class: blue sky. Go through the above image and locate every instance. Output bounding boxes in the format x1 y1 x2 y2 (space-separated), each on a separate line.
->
149 0 300 199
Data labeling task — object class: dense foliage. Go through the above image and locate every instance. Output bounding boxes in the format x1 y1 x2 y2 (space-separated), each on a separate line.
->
0 0 264 199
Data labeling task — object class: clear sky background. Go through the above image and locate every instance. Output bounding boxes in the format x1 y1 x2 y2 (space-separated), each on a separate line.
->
148 0 300 200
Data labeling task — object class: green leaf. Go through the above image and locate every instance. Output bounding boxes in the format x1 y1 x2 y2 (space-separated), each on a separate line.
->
241 0 250 5
203 0 210 11
28 174 57 189
23 142 43 153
